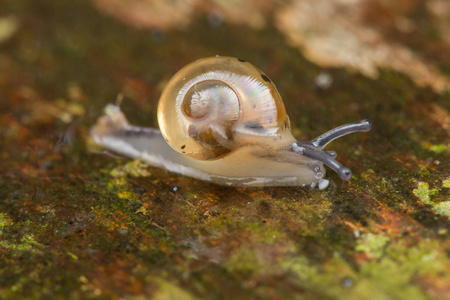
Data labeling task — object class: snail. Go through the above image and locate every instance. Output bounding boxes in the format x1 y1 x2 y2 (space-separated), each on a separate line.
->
91 56 371 189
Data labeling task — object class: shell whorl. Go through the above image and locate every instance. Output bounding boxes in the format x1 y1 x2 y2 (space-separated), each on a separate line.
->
158 57 290 160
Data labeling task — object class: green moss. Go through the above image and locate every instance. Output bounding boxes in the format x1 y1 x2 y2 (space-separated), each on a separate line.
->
204 218 289 245
0 213 12 235
1 0 450 298
413 181 450 218
109 159 151 178
391 239 447 274
355 233 390 259
225 246 264 275
105 174 142 202
433 201 450 217
421 141 450 154
244 222 286 244
117 190 135 200
266 195 333 236
443 177 450 188
204 216 231 234
355 239 447 300
413 182 432 204
2 234 46 253
356 169 404 206
282 256 320 282
355 258 428 300
153 279 198 300
281 238 447 300
281 255 355 298
107 177 128 191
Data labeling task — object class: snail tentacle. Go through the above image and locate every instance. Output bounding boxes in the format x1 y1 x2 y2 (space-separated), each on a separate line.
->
291 143 352 181
307 120 372 149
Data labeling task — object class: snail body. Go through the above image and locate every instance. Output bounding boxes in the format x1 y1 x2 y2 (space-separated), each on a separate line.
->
91 57 371 188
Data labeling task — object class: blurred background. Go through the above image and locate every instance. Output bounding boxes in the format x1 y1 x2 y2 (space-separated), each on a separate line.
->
0 1 449 299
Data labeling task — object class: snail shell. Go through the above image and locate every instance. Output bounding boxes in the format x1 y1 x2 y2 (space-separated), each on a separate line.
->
158 57 290 160
91 56 371 188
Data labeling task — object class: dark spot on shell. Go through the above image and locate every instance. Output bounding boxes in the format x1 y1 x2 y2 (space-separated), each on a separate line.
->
181 145 186 149
261 74 271 83
237 58 246 62
245 121 264 130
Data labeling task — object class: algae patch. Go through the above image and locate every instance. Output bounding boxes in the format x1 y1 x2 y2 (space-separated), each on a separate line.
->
421 141 450 154
355 233 389 259
0 213 12 235
443 177 450 188
109 159 151 178
1 234 46 253
153 279 198 300
0 215 46 254
433 202 450 218
240 221 287 244
281 239 447 300
413 182 450 218
225 246 267 275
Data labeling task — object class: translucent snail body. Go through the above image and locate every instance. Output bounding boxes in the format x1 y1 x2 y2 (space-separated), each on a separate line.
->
91 57 371 189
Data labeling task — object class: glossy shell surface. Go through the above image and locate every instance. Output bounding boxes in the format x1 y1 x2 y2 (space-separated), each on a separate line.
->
157 57 290 160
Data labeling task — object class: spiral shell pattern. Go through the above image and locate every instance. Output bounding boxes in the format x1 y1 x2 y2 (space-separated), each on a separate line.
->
158 57 289 160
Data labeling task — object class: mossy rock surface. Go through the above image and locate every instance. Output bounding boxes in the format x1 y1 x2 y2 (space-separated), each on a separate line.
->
0 1 449 299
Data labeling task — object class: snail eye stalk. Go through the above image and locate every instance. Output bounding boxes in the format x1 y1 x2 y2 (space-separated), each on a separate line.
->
307 120 372 149
291 120 372 180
